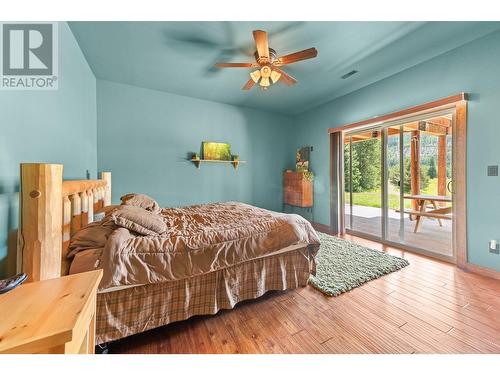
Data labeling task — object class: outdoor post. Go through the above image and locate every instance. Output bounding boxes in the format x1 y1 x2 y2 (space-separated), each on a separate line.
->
438 134 447 206
410 130 421 212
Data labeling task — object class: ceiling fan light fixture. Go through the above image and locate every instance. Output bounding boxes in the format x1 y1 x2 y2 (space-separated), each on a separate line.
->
270 70 281 83
250 70 261 83
260 65 272 78
259 77 270 87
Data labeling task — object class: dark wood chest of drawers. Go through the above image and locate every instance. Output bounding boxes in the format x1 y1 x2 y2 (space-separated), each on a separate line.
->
283 172 313 208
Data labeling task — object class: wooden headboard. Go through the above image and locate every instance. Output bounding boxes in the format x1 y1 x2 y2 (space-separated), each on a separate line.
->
17 163 112 282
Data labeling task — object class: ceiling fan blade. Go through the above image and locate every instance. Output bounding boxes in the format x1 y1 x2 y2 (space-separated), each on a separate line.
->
274 47 317 66
253 30 269 62
215 62 257 68
272 68 297 86
242 78 256 90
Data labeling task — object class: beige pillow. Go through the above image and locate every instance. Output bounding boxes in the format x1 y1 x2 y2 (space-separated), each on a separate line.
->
120 193 161 214
111 205 166 236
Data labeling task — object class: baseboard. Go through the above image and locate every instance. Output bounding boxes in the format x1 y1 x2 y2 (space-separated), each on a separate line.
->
311 222 333 235
463 263 500 280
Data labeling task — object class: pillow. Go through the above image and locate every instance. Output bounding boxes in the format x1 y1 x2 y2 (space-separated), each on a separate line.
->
120 193 161 214
111 205 167 236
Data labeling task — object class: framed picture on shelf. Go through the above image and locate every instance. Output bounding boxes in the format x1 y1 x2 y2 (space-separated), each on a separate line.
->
202 141 232 161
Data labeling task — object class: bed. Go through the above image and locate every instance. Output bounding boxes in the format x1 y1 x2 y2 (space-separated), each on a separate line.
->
17 163 320 344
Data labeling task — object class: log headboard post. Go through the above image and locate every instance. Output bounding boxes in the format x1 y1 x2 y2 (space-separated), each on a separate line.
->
18 163 63 282
18 163 112 282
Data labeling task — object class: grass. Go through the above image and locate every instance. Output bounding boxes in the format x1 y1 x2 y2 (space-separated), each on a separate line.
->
345 178 450 209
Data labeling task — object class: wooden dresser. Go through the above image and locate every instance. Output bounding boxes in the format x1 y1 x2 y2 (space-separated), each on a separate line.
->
0 270 102 354
283 171 313 208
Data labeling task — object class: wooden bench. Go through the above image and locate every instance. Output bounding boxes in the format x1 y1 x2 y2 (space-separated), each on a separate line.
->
402 209 452 220
403 194 452 233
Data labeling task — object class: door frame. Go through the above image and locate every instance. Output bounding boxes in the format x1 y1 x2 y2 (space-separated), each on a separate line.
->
329 93 468 268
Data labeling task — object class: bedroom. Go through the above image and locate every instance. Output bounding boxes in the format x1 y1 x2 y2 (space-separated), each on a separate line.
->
1 0 499 370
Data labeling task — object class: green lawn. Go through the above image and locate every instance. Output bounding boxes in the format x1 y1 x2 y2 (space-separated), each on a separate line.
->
345 178 450 209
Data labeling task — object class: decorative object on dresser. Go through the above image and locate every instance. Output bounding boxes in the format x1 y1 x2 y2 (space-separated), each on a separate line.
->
296 146 312 172
0 270 102 354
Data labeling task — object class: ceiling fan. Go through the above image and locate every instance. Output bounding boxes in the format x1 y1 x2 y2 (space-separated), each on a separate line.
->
214 30 318 91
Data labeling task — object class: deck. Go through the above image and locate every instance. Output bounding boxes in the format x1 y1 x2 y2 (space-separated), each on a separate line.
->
345 205 452 257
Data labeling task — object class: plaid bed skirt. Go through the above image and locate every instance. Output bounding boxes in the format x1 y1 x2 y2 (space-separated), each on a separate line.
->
96 245 315 344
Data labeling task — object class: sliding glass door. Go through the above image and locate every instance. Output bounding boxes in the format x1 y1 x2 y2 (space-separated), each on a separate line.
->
344 110 454 259
344 128 382 238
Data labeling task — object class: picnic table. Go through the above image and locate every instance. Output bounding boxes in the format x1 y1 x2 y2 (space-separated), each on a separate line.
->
403 194 452 233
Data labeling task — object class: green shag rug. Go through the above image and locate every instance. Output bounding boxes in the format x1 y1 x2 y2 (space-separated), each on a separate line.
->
309 232 410 296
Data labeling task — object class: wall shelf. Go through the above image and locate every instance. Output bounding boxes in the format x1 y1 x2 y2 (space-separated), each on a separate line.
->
191 159 246 170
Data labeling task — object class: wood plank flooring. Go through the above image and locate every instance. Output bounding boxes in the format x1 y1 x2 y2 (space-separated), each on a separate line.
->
110 234 500 354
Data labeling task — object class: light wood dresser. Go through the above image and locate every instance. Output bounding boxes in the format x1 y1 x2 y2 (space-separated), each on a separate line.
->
283 171 313 208
0 270 102 354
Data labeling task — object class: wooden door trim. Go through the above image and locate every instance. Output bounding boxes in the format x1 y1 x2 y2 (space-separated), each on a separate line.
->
453 101 467 269
328 93 467 134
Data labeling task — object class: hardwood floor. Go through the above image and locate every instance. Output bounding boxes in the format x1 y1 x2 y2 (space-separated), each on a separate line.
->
110 234 500 354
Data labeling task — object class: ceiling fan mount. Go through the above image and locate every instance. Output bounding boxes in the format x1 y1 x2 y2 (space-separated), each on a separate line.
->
254 47 278 64
215 30 318 91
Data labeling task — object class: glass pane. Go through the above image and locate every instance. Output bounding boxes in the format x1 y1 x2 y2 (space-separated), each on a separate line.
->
344 138 352 230
349 132 382 238
386 125 403 243
396 116 453 257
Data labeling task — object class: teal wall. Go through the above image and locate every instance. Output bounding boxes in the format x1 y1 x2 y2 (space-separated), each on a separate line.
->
97 80 291 211
290 29 500 271
0 22 97 277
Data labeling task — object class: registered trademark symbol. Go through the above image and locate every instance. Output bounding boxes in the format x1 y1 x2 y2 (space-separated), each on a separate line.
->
53 76 57 81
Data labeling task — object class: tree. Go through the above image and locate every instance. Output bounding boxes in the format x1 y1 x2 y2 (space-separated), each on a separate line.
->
354 139 381 191
389 158 429 193
428 156 437 179
344 143 361 193
345 139 381 193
